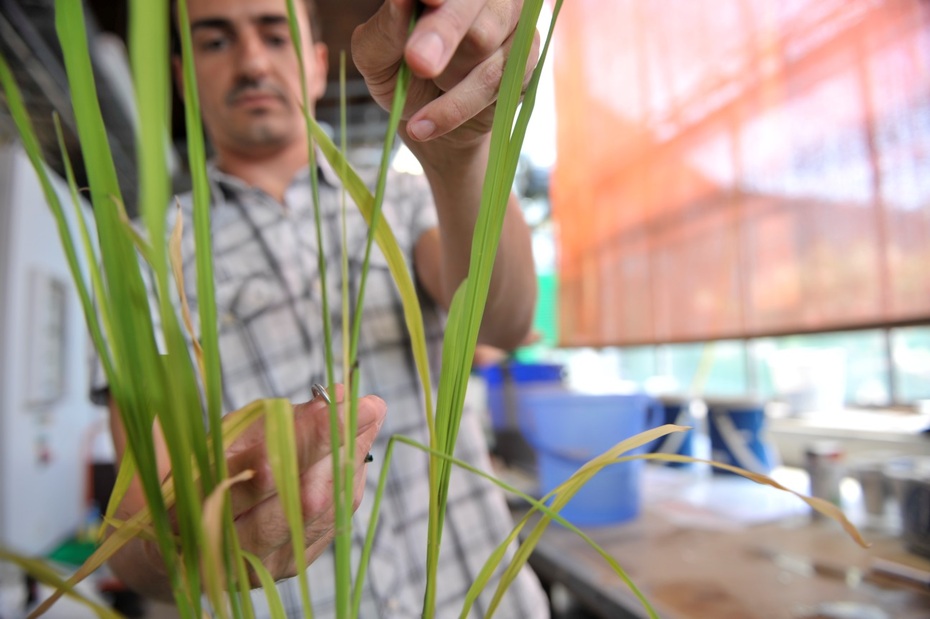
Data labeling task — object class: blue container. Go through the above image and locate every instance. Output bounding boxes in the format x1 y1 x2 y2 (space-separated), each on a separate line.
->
900 476 930 559
706 398 777 476
478 361 564 430
645 397 697 467
519 390 660 526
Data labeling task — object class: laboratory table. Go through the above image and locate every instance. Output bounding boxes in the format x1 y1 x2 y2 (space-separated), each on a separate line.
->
512 467 930 619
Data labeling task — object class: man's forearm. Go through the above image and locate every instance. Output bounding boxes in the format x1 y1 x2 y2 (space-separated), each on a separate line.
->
405 128 537 349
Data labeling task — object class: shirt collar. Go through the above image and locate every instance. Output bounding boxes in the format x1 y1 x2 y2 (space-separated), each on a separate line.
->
206 147 337 198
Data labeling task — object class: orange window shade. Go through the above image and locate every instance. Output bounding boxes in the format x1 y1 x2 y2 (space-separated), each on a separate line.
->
551 0 930 346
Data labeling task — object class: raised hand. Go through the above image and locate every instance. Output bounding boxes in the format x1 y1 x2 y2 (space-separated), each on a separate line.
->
352 0 539 147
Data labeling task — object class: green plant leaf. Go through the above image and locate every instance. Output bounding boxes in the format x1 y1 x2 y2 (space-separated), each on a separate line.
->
263 398 314 615
483 425 685 618
424 0 554 610
243 552 288 618
373 435 662 619
53 4 187 603
175 0 226 484
637 453 870 548
0 548 124 619
305 122 436 436
202 470 256 619
99 449 137 543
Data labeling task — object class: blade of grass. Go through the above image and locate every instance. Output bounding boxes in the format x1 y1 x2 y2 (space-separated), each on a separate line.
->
129 0 218 607
168 205 207 382
147 269 209 612
99 449 137 543
483 425 684 618
352 435 397 616
131 0 171 279
50 113 118 374
169 206 206 381
171 0 251 602
282 3 344 613
172 8 248 606
341 14 417 616
636 453 870 547
503 0 564 179
202 470 256 619
263 398 314 615
336 52 359 618
175 0 226 482
26 400 270 618
53 0 182 587
0 549 125 619
423 282 468 615
486 426 870 617
305 122 436 438
26 505 156 619
21 4 200 613
338 49 352 501
243 552 288 618
425 0 552 609
377 435 662 619
436 0 550 467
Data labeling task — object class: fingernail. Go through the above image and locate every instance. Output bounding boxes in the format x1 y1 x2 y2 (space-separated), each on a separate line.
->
408 119 435 141
410 32 444 73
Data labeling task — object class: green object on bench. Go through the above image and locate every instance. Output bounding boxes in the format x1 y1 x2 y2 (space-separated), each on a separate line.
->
47 537 97 568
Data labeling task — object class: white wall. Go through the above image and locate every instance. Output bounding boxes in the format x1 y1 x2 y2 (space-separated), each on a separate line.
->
0 142 98 556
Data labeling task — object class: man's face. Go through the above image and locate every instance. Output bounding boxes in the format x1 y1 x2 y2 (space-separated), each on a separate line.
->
181 0 327 158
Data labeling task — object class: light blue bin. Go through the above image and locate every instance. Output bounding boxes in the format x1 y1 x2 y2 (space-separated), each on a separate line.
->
519 389 659 526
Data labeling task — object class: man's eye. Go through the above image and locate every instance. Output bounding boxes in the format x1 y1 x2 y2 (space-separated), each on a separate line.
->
197 37 228 52
266 34 289 47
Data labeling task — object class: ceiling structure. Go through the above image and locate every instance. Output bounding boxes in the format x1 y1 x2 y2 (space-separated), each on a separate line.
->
0 0 389 208
1 0 136 204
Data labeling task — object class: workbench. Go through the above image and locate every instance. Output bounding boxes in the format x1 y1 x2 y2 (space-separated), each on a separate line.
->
511 466 930 619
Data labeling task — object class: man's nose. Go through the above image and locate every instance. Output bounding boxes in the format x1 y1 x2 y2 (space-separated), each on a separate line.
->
235 31 273 79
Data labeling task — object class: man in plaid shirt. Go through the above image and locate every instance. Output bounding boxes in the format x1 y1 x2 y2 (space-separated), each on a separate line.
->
102 0 549 616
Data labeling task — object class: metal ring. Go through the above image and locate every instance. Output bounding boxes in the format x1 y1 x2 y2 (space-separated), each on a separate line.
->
312 383 370 463
311 383 331 405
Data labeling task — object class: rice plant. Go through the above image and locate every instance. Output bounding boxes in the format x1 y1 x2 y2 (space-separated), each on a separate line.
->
0 0 868 617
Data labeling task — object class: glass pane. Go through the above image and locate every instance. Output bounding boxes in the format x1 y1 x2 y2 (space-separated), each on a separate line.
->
616 346 657 387
664 340 748 397
891 326 930 403
751 330 889 410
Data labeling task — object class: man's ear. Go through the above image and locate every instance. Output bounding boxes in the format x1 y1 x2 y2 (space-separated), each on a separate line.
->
310 42 329 101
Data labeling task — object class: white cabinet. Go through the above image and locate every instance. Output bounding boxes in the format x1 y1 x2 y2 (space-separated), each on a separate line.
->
0 143 96 557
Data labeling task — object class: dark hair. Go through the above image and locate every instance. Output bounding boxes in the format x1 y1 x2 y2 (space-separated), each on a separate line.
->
302 0 323 44
170 0 323 53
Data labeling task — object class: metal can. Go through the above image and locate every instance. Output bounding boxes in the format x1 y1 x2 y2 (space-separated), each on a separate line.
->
804 440 845 519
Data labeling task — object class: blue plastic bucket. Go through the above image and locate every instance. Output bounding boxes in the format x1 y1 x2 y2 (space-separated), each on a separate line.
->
519 389 660 526
644 397 697 467
477 361 564 430
706 398 777 476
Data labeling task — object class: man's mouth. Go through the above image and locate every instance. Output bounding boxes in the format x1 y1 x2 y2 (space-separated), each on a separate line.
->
233 93 279 107
228 87 286 108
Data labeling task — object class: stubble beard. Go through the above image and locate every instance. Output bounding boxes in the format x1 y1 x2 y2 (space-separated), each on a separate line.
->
236 114 295 152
